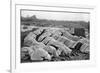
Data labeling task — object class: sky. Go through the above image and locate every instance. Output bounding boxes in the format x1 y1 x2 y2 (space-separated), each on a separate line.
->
21 10 90 22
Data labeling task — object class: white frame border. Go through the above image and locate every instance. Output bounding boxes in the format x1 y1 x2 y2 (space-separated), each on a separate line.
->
11 3 96 73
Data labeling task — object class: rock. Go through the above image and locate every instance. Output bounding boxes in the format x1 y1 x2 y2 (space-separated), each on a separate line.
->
24 32 37 46
56 49 62 56
79 37 89 44
21 47 32 60
52 34 59 40
37 28 62 42
29 46 51 61
43 45 59 57
38 29 52 42
61 30 80 41
21 27 90 62
41 36 52 45
55 36 75 48
21 42 52 61
74 37 89 53
80 43 89 53
44 37 72 55
33 28 44 36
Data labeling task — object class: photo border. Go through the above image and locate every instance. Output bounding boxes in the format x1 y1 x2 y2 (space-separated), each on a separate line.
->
11 3 96 73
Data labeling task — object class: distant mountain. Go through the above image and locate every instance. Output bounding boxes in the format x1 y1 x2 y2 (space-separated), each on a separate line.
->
30 15 37 20
21 16 89 29
21 15 37 21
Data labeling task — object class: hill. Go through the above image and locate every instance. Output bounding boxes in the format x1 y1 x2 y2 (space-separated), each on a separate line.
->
21 15 89 29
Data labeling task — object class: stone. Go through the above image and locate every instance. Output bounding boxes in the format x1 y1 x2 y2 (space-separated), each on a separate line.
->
24 32 37 46
33 28 44 36
45 37 72 55
30 46 51 61
38 29 52 42
21 47 32 60
80 43 89 53
62 30 80 41
79 37 89 44
43 45 59 57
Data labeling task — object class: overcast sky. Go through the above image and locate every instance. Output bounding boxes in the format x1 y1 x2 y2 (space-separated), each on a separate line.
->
21 10 90 22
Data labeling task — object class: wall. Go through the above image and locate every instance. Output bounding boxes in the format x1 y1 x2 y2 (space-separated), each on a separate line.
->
0 0 100 73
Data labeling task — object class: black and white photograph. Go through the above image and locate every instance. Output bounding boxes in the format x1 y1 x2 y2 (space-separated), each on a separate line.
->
20 9 90 63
